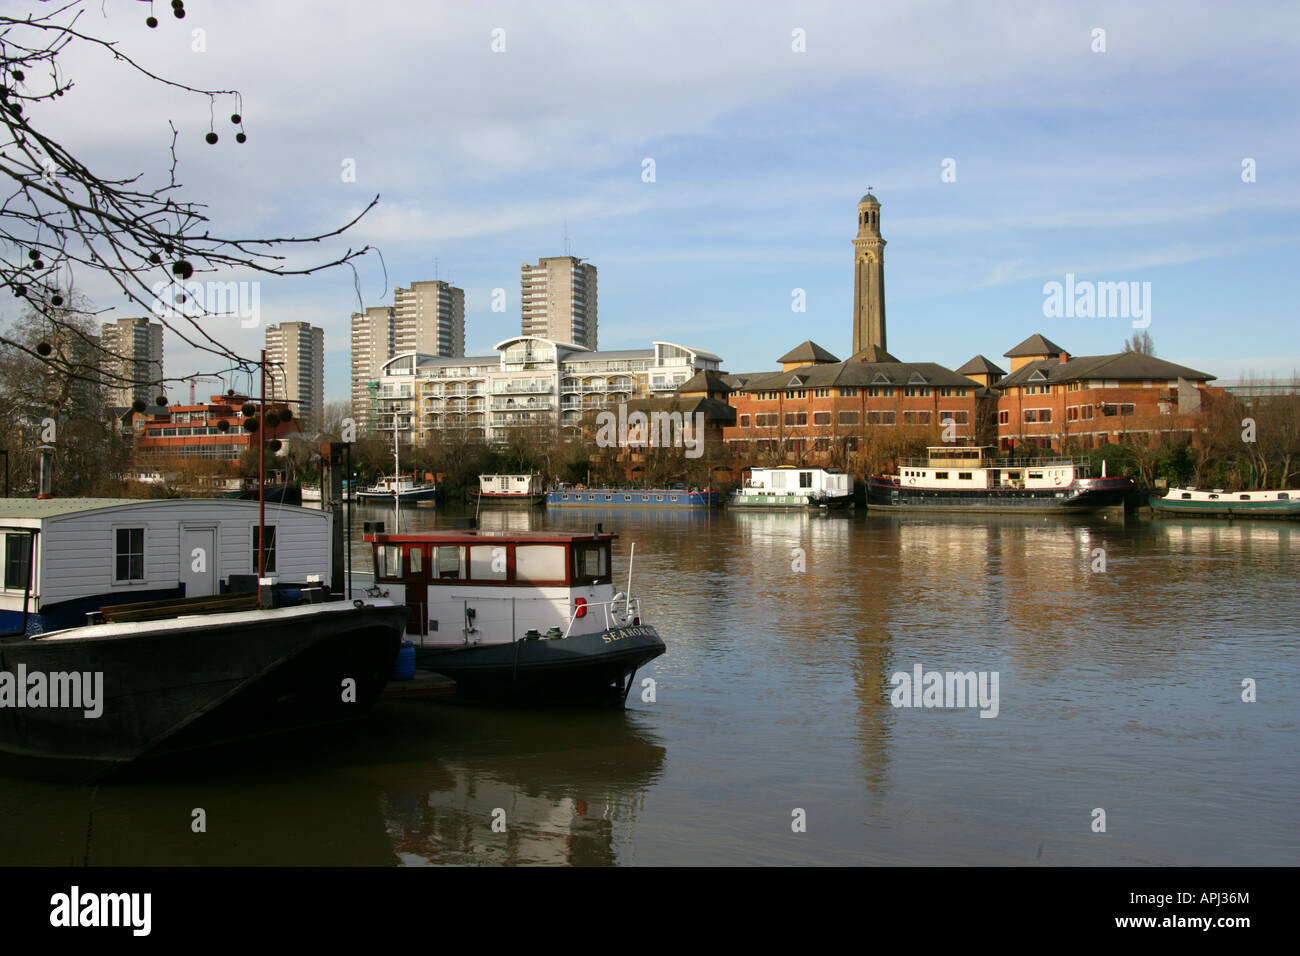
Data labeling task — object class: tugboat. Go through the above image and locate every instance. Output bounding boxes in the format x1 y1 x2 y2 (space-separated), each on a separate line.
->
360 527 664 705
1151 486 1300 519
866 446 1136 514
356 474 438 503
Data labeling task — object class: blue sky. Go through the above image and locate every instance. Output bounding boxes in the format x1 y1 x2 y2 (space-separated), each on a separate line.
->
7 0 1298 399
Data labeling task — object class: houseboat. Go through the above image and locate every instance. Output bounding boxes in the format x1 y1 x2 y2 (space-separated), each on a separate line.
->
546 485 720 509
0 498 406 772
866 447 1136 514
1151 486 1300 519
729 467 853 510
474 474 545 506
360 527 664 705
356 474 438 503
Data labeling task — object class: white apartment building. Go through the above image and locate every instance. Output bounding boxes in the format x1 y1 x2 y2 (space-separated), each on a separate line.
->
520 257 597 350
100 317 164 408
265 321 325 424
368 338 720 444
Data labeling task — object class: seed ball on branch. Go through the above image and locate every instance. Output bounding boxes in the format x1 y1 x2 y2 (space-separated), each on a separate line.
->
148 252 161 264
263 412 280 428
243 419 259 433
27 249 39 260
14 286 26 297
33 259 44 270
205 132 218 145
231 113 241 124
147 16 158 28
51 294 63 306
172 260 193 280
155 395 168 406
242 403 256 417
132 400 146 413
235 132 247 144
217 419 230 432
268 439 282 452
36 341 51 356
11 70 24 82
279 408 293 422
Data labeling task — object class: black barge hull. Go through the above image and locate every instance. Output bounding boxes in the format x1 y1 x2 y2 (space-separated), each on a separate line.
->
0 601 406 773
866 477 1136 514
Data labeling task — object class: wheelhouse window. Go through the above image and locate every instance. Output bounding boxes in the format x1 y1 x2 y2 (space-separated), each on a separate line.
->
407 546 423 575
4 533 32 590
252 525 276 574
115 527 145 582
376 544 401 580
469 545 507 581
799 472 813 489
515 545 566 583
433 545 464 580
572 543 611 585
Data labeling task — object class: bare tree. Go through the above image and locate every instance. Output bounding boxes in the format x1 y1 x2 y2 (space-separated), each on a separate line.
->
1 2 378 391
1122 331 1155 355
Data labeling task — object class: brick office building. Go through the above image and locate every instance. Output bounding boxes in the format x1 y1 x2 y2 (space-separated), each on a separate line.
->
721 341 995 466
993 333 1217 451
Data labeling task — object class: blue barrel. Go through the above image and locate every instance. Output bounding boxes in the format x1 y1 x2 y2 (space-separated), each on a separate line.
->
392 640 416 681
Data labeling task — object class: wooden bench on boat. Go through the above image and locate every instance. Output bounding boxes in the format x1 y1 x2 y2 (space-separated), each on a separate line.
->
97 592 260 624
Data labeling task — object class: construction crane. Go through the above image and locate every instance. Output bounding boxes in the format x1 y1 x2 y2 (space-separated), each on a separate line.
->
188 375 223 404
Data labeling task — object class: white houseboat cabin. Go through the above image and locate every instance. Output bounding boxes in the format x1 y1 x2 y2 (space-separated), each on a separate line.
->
0 498 334 635
730 466 854 509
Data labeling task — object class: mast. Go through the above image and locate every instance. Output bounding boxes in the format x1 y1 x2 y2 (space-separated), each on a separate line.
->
257 350 267 606
392 402 400 533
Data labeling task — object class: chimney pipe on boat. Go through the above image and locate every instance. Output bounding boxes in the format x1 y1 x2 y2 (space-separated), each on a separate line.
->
36 445 54 499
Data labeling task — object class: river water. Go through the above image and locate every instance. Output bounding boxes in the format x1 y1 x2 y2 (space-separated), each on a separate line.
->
1 502 1296 866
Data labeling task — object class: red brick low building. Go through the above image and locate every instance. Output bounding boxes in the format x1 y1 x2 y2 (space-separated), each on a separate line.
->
721 341 995 467
133 393 296 462
993 333 1218 451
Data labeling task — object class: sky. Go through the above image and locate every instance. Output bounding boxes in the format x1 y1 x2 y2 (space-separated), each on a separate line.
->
5 0 1298 401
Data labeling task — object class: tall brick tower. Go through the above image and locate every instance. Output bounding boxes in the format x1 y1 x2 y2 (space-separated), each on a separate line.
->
852 192 887 355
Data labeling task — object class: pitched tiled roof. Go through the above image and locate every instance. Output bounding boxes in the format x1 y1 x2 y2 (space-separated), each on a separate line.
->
678 370 732 394
849 344 900 363
731 359 974 393
956 354 1006 376
996 352 1215 389
777 340 840 365
1004 333 1067 358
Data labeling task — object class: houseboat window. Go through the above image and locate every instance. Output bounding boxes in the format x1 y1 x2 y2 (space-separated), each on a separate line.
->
469 545 508 581
115 528 145 582
434 545 465 580
252 525 277 574
799 472 813 489
516 545 566 582
1028 472 1043 480
1239 495 1250 501
1279 493 1290 500
4 533 32 590
958 472 972 480
1181 493 1192 499
573 544 610 583
935 472 949 480
407 547 423 575
1208 494 1219 499
376 544 401 579
1009 472 1021 480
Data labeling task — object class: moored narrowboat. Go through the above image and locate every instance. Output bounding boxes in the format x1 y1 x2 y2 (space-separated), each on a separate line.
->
1151 486 1300 519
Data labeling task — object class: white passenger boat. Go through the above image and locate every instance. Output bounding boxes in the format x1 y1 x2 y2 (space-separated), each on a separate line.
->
473 474 545 506
866 446 1136 513
1151 486 1300 519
